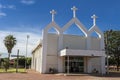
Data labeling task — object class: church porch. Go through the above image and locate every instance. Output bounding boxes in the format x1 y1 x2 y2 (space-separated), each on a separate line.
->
59 49 106 74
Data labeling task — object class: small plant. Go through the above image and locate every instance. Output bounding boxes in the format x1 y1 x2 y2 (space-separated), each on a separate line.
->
3 60 9 72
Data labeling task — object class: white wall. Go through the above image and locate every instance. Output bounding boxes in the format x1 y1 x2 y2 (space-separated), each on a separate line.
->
47 34 58 56
45 33 102 73
46 33 59 73
87 57 101 73
63 34 101 50
31 45 42 73
32 33 104 74
90 37 100 50
63 35 86 49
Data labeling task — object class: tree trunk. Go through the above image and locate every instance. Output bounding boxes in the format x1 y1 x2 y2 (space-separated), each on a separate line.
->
117 66 119 71
5 68 7 72
8 53 10 69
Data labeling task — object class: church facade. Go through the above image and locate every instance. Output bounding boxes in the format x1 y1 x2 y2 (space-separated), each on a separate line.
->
31 6 106 74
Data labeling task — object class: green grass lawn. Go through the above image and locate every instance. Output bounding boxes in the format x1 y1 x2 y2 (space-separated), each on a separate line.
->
0 68 26 73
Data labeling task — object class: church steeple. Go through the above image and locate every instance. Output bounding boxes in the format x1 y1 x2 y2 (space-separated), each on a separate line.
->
71 6 78 18
50 9 56 22
91 14 97 26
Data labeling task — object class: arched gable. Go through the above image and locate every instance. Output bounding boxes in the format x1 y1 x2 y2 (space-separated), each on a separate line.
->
89 25 104 38
41 21 61 73
44 21 61 34
88 25 104 50
61 18 88 37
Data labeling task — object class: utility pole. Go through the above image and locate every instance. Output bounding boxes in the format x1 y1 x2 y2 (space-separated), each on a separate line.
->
25 35 30 71
16 49 19 73
106 32 109 74
106 30 112 74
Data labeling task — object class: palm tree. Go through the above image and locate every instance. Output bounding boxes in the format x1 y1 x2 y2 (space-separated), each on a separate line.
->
4 35 17 68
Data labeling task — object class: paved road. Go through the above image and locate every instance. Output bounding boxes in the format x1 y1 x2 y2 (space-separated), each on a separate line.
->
0 70 120 80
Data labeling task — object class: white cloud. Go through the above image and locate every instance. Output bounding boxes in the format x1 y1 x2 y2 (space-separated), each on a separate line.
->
0 4 15 17
7 5 16 9
0 30 41 58
0 4 6 9
0 4 15 9
0 12 7 17
21 0 35 5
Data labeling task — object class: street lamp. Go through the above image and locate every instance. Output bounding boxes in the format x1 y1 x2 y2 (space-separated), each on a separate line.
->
25 35 30 71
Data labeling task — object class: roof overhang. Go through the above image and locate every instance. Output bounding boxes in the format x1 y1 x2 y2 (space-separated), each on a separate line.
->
32 40 42 54
59 49 105 57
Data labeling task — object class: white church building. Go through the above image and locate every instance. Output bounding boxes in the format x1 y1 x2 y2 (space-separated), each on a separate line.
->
31 6 106 74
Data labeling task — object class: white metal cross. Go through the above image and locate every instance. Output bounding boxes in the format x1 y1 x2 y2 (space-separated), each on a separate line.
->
50 9 56 22
91 14 97 26
71 6 78 18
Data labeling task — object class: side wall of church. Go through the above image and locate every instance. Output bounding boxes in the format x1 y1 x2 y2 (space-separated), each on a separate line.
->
32 45 42 73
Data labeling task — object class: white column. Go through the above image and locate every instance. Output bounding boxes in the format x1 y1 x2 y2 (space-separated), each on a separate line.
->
58 33 63 51
41 30 47 73
33 55 35 69
38 49 41 72
58 33 63 72
67 56 69 74
100 36 105 50
101 56 106 74
31 54 33 69
87 58 92 73
86 36 91 50
40 49 43 73
32 55 34 69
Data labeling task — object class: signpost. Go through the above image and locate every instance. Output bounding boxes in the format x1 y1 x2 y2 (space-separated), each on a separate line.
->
11 49 24 73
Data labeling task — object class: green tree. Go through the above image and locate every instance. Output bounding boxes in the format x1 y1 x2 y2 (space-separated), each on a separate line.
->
4 35 17 68
14 57 25 67
0 58 9 71
14 57 31 68
3 60 9 72
104 30 120 71
26 57 31 66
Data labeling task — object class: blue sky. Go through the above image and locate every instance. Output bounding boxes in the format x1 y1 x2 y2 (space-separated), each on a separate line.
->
0 0 120 57
0 0 120 32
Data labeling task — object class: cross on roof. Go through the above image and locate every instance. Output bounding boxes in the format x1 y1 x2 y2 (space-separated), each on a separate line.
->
91 14 98 26
71 6 78 18
50 9 56 22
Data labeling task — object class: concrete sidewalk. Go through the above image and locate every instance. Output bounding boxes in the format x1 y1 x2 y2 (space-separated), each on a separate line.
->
0 69 119 80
